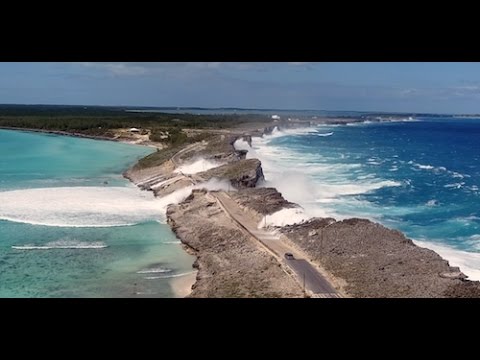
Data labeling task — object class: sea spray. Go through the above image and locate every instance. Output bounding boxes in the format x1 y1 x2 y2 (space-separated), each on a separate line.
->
258 208 310 228
174 158 224 175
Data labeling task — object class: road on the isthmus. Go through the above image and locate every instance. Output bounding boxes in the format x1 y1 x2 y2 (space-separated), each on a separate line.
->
213 191 341 298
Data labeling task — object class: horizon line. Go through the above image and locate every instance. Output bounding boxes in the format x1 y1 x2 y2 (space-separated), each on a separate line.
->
0 103 475 117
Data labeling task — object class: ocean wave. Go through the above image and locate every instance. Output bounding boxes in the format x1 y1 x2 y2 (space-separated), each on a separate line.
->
12 240 107 250
144 271 196 280
0 180 233 228
409 163 471 181
137 268 172 274
414 240 480 281
411 162 448 173
444 182 465 189
415 163 435 170
0 186 166 227
240 131 403 225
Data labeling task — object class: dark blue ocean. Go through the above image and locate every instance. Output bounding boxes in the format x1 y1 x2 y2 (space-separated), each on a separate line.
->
236 116 480 280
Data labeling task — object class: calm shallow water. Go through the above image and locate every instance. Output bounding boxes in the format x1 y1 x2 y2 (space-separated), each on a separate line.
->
0 130 193 297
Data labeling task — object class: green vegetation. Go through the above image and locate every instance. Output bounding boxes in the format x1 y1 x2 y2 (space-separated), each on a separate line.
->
134 132 219 170
0 105 271 136
0 105 272 171
134 147 181 170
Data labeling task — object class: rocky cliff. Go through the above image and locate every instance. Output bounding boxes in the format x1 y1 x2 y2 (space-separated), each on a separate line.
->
196 159 265 188
166 189 304 298
281 217 480 297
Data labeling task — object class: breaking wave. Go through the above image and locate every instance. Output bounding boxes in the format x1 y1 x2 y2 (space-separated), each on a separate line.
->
0 186 165 227
12 240 107 250
174 158 223 175
144 271 196 280
137 268 172 274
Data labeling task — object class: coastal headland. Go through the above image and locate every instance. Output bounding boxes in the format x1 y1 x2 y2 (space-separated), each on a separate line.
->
123 117 480 298
3 106 480 297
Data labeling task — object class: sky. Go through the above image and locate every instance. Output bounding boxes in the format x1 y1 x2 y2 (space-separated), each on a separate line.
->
2 62 480 113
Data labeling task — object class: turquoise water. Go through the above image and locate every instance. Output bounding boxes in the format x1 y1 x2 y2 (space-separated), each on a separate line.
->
0 130 194 297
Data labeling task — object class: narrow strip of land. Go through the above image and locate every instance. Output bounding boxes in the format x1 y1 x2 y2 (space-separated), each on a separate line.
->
213 191 339 297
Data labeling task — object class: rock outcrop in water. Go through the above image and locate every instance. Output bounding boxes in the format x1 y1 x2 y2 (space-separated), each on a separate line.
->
196 159 265 189
230 187 298 215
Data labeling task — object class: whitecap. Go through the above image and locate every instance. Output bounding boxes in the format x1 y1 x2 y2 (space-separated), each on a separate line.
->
415 163 435 170
136 268 172 274
444 182 465 189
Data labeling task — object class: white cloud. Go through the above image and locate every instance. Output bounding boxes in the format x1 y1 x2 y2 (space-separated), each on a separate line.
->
78 62 149 76
77 62 318 77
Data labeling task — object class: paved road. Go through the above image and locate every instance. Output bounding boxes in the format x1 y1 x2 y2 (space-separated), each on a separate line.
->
167 145 340 298
213 191 339 297
286 259 336 294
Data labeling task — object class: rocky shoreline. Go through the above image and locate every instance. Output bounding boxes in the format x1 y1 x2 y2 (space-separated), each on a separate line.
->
125 121 480 298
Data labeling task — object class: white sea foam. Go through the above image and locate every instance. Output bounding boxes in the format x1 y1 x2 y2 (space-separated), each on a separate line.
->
258 207 311 228
137 268 172 274
12 240 107 250
174 158 223 175
235 130 403 222
144 271 196 280
415 163 435 170
414 240 480 281
0 178 234 228
0 186 166 227
444 182 465 189
426 199 438 207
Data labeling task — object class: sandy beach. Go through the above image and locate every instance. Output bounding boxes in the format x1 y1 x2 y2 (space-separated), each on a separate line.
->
171 271 197 298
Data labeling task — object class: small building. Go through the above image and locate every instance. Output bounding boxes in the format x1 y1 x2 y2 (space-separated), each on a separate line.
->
129 127 140 133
